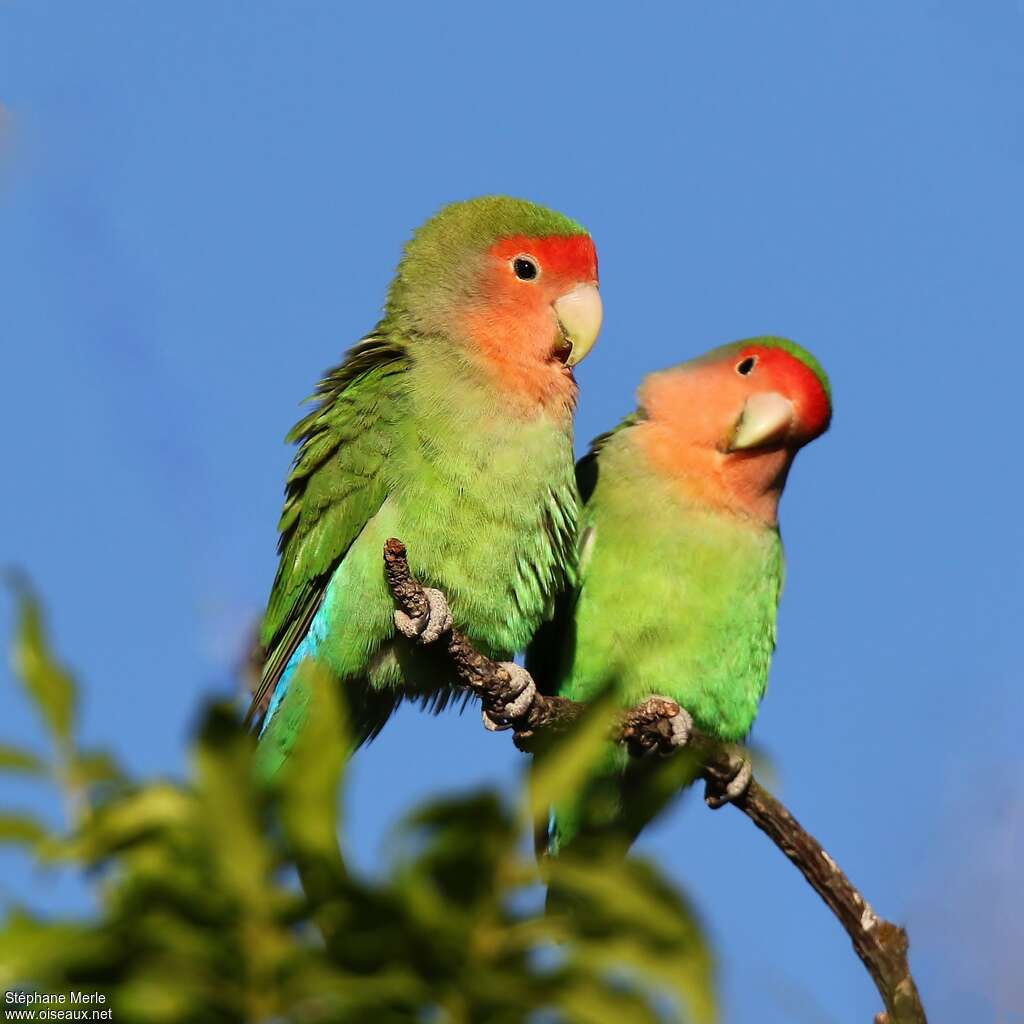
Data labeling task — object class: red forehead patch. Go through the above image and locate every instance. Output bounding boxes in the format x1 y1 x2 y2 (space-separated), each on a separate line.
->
489 234 598 282
740 345 832 438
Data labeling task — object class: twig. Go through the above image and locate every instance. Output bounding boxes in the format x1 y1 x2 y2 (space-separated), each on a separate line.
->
383 538 927 1024
726 776 925 1024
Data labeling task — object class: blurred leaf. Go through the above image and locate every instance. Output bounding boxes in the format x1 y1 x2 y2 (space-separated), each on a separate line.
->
114 976 200 1024
69 749 127 788
0 912 116 989
746 741 778 791
556 976 665 1024
7 577 76 745
272 661 352 959
193 702 294 1017
66 783 191 862
274 659 348 863
193 703 275 905
1 586 724 1024
0 744 47 775
615 750 703 842
548 853 718 1024
0 812 52 849
527 689 623 827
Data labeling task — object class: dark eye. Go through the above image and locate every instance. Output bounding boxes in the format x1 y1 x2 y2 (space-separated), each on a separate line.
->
736 356 757 376
512 256 539 281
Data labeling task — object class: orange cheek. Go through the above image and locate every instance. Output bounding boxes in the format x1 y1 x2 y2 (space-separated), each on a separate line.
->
450 236 598 409
640 365 742 450
455 277 573 409
459 299 550 356
467 269 554 353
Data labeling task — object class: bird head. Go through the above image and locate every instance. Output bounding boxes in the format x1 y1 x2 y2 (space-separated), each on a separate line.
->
636 338 832 524
387 196 601 408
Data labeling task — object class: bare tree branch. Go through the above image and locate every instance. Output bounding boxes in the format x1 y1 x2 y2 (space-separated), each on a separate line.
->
383 538 928 1024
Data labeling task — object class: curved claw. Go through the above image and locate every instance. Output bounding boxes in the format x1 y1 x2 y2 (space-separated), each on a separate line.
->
705 747 753 809
394 588 452 644
482 706 512 732
481 663 537 732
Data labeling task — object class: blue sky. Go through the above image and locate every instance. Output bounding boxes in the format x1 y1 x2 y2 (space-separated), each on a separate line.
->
1 2 1022 1020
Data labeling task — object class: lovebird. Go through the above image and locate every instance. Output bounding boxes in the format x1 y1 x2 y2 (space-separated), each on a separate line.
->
528 337 831 852
247 196 603 773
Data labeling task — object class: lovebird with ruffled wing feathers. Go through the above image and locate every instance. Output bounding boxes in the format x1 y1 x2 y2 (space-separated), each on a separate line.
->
528 337 831 852
248 196 603 775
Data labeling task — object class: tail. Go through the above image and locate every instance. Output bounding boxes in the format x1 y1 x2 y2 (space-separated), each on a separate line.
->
539 771 636 921
250 628 476 780
538 745 634 861
539 749 703 860
252 659 401 781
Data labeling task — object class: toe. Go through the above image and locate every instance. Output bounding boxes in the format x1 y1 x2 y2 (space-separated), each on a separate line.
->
667 708 693 748
704 784 728 810
498 662 534 698
704 749 753 808
418 588 453 644
483 664 538 727
501 678 536 719
725 757 753 801
394 609 426 639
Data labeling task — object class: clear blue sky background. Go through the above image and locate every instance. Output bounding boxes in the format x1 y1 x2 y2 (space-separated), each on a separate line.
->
1 3 1022 1021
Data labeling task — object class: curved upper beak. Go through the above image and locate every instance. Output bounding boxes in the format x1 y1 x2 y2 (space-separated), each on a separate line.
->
552 283 603 367
728 392 795 451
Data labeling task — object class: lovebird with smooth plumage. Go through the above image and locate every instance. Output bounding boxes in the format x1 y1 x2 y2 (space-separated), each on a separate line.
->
529 338 831 851
248 196 603 774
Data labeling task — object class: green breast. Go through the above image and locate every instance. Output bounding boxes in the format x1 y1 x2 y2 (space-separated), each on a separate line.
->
563 439 783 742
389 351 579 657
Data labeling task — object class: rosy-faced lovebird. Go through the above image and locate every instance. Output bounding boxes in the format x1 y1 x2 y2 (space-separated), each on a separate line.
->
247 196 603 774
528 337 831 852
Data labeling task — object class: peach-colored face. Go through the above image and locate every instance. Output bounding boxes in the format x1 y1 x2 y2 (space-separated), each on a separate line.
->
642 344 831 453
637 344 831 522
456 234 601 410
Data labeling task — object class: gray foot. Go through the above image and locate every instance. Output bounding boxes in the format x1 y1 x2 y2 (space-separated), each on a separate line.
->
481 663 537 732
704 746 753 809
394 588 452 644
623 695 693 757
651 695 693 754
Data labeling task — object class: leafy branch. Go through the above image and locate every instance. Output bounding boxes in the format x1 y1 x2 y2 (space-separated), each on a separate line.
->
383 538 928 1024
2 580 717 1024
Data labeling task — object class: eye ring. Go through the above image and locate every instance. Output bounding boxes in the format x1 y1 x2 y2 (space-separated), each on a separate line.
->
736 355 757 376
512 255 540 281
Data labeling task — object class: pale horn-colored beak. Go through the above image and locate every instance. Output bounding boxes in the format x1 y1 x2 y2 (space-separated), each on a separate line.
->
729 392 795 451
552 283 603 367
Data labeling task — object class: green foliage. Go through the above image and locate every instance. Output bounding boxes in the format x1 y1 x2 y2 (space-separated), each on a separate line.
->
1 585 718 1023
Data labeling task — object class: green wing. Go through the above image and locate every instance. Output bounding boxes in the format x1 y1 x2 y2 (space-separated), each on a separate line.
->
246 333 409 728
526 412 640 696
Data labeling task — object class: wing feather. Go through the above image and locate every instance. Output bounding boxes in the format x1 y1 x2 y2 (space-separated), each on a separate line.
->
525 412 640 694
245 332 408 729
